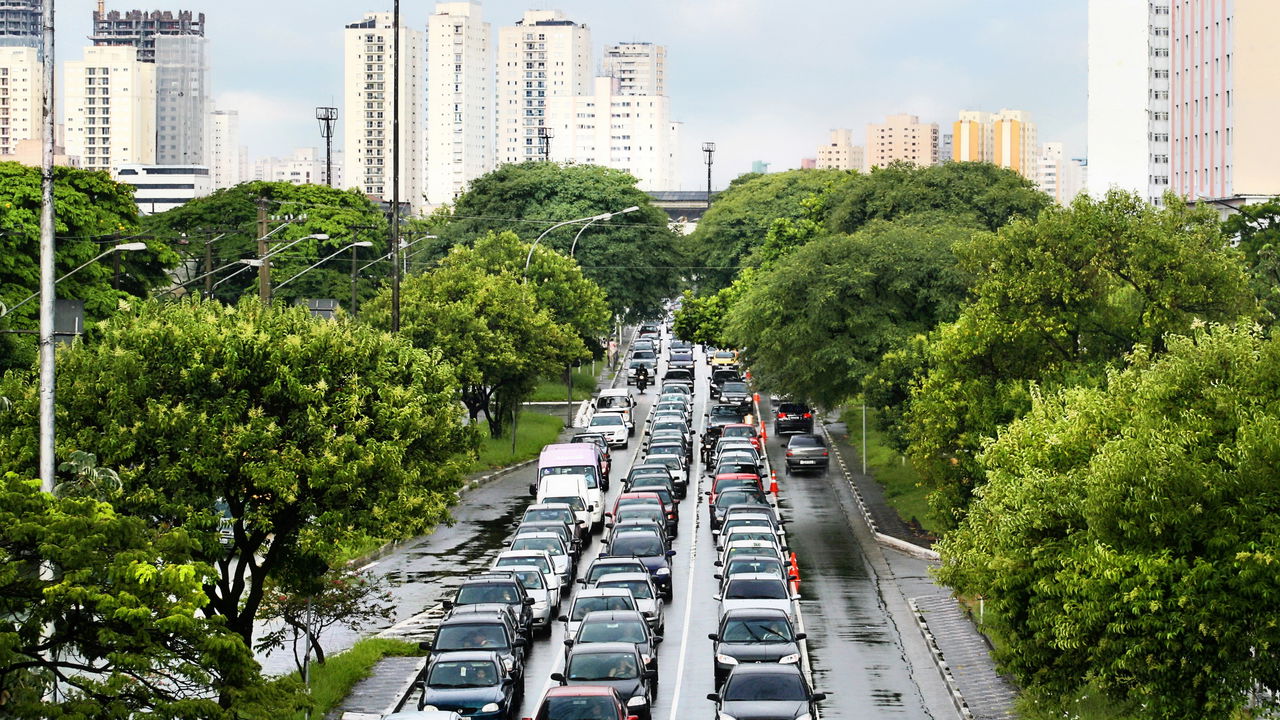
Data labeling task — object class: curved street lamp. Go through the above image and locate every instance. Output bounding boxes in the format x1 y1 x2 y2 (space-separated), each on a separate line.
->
0 241 149 318
570 205 640 257
525 207 642 272
276 241 374 290
207 233 331 296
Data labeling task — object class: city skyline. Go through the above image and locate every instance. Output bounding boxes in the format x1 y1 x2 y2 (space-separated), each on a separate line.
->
48 0 1086 190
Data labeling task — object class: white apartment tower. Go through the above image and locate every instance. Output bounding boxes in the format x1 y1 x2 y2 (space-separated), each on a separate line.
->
0 46 39 157
425 1 492 206
815 129 863 171
343 12 423 211
64 45 157 172
154 34 209 165
254 147 344 187
209 108 243 189
866 113 939 169
1087 0 1170 204
496 10 591 165
602 42 665 96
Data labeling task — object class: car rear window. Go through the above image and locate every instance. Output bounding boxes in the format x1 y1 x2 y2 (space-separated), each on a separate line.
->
722 382 748 393
789 435 824 447
778 403 810 414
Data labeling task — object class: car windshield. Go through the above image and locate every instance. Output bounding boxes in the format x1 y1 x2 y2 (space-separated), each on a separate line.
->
726 559 784 577
632 351 656 360
610 535 662 557
456 584 519 605
723 672 807 701
545 495 585 511
722 382 748 393
723 426 756 438
779 403 809 414
721 618 794 643
496 555 551 575
715 478 757 492
710 405 741 417
543 696 618 718
512 537 565 556
617 497 660 510
434 624 508 651
725 579 789 600
617 508 663 524
654 421 686 432
591 415 623 426
571 595 636 620
586 563 645 583
716 492 766 509
428 660 500 688
670 352 692 361
525 508 572 524
716 463 758 475
724 531 776 544
597 396 629 410
599 579 653 599
510 569 545 590
726 547 776 563
629 488 671 505
648 456 681 469
578 620 648 644
567 652 639 681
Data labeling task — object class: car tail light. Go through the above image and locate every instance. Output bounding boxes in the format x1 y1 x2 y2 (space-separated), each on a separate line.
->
822 450 829 456
803 412 812 419
777 412 785 419
786 451 793 457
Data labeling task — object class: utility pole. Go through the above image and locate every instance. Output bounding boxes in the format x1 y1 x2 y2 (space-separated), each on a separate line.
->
702 142 716 208
38 0 58 492
203 236 214 298
315 107 337 187
350 241 359 315
257 198 270 304
539 126 554 162
390 0 402 332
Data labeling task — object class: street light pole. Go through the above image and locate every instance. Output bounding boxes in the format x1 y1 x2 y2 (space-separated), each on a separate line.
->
570 206 639 257
702 142 716 208
2 243 150 320
390 0 402 333
37 0 57 490
275 241 374 290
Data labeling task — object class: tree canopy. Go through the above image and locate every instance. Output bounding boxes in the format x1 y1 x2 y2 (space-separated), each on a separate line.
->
938 323 1280 719
437 162 682 321
0 299 476 651
903 192 1257 526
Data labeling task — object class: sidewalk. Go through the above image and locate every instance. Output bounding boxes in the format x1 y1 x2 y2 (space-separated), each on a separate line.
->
822 418 1019 720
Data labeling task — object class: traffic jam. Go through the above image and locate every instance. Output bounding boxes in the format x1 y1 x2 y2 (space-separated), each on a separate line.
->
406 323 830 720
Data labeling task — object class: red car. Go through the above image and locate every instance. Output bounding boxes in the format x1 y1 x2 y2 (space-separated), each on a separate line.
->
524 684 640 720
708 473 763 504
719 423 761 450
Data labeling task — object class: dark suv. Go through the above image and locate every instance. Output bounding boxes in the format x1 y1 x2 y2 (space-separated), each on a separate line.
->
773 402 813 436
446 572 535 636
427 607 528 687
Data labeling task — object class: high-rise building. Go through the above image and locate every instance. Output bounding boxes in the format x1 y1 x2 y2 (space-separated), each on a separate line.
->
425 0 492 206
154 34 209 165
939 133 953 164
343 12 423 211
866 113 939 169
602 42 665 96
0 0 41 56
254 147 344 187
1087 0 1170 204
496 10 591 165
1038 142 1086 204
90 9 205 62
209 108 243 189
952 110 993 163
992 109 1038 179
544 75 677 190
0 46 39 157
64 45 156 172
1169 1 1280 203
815 128 863 171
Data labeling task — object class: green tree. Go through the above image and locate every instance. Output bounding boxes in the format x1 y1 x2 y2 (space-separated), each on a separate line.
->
0 162 179 373
142 181 388 307
683 169 849 291
1221 197 1280 324
906 192 1256 526
255 568 394 673
671 275 752 350
362 252 574 436
722 216 976 405
0 299 476 651
938 323 1280 720
0 472 295 718
825 161 1048 236
440 162 683 321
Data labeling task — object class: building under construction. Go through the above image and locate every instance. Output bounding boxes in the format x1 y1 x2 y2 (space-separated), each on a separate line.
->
91 7 204 62
0 0 41 56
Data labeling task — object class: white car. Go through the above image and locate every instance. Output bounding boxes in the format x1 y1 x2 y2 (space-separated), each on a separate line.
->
594 388 636 433
508 533 573 586
493 548 563 597
715 573 798 620
494 563 556 633
587 413 629 447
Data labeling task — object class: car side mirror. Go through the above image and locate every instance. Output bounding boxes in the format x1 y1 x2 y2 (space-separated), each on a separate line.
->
791 594 801 601
418 641 433 651
557 614 569 623
502 676 515 686
713 594 722 601
813 692 828 701
653 636 664 644
706 693 720 702
563 638 574 647
707 633 719 641
550 672 566 685
666 550 676 558
524 598 535 606
795 632 807 640
441 600 454 610
713 560 723 567
576 578 587 585
587 504 595 512
713 573 722 580
644 669 658 680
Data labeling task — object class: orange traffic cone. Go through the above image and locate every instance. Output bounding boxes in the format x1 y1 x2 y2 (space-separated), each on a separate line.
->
769 470 779 495
789 552 801 591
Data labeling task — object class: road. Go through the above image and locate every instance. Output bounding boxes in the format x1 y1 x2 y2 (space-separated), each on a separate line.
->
262 336 957 719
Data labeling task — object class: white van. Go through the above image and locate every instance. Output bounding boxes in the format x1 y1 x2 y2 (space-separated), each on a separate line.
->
537 474 601 532
593 388 636 434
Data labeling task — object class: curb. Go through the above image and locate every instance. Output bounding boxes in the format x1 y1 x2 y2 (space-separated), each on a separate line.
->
909 597 976 720
817 422 940 562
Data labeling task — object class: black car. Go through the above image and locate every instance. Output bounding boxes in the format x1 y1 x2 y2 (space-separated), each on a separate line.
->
784 434 830 474
708 608 805 685
641 454 689 496
554 642 657 720
566 609 664 672
624 482 679 536
709 490 772 531
661 368 695 388
707 663 826 720
427 608 528 686
705 403 748 429
601 528 675 600
718 381 752 411
416 650 518 719
626 464 679 490
446 573 535 636
709 368 742 398
773 402 814 436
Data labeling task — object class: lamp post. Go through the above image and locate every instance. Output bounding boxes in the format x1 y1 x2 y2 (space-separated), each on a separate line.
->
570 206 639 257
525 208 639 273
702 142 716 208
1 242 149 320
206 234 330 297
275 241 374 290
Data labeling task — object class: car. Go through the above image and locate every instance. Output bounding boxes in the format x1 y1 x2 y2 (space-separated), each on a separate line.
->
653 401 691 423
715 574 796 620
610 502 675 540
631 339 656 354
659 382 691 398
667 350 695 371
593 390 637 437
601 529 676 600
661 368 695 388
415 650 518 719
587 412 630 448
523 684 639 720
624 483 679 536
708 608 805 686
580 557 650 586
514 520 579 560
445 573 535 636
626 464 678 489
773 402 814 436
709 473 764 504
722 504 785 530
714 554 794 592
493 564 555 634
508 533 572 586
521 503 585 546
716 541 789 578
715 525 783 551
428 608 527 686
720 423 761 451
559 588 639 644
716 513 785 543
641 453 689 493
593 572 665 633
626 358 657 385
706 663 825 720
539 494 592 537
706 403 748 427
709 448 763 478
647 440 691 468
553 643 656 720
785 433 830 474
668 339 693 351
605 516 669 548
564 610 663 672
709 368 742 398
709 349 737 367
387 711 463 720
718 381 752 410
630 349 657 364
709 489 772 530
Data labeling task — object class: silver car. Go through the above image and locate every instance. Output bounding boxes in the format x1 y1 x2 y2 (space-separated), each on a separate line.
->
496 563 555 634
593 572 665 635
557 588 638 645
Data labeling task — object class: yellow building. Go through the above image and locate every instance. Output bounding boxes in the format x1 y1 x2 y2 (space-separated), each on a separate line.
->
952 110 992 163
992 109 1038 179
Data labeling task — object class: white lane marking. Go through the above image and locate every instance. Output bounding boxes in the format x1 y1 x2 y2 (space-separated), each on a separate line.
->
666 369 707 720
358 560 380 572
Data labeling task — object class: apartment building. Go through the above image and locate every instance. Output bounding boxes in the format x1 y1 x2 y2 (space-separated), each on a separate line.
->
254 147 344 188
209 108 244 189
866 113 939 169
495 9 591 165
815 128 863 171
602 42 665 96
992 109 1038 179
0 46 38 157
425 0 492 206
952 110 993 163
64 45 156 172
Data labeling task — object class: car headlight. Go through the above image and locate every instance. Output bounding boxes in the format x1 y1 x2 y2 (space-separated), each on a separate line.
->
655 567 670 575
481 703 501 713
627 696 648 707
502 657 514 672
420 706 438 711
714 653 739 665
779 652 801 664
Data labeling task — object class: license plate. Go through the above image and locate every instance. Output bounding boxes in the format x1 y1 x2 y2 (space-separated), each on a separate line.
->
799 459 816 465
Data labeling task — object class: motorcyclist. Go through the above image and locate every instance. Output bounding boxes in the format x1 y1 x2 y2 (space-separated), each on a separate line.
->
634 365 650 393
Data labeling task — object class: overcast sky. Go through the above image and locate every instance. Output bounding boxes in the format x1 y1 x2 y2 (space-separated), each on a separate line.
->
59 0 1086 190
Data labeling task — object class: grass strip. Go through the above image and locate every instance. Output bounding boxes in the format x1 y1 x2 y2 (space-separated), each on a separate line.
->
286 637 422 720
529 367 599 402
474 410 565 471
838 406 941 536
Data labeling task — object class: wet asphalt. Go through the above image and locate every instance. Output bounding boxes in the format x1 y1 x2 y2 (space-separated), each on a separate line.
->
255 340 958 719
